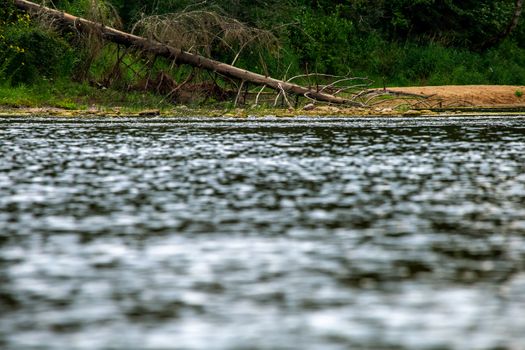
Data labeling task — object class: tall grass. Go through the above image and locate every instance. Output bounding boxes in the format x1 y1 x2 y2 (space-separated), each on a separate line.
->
341 36 525 87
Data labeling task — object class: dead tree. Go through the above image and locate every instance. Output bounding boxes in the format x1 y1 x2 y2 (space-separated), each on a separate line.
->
13 0 363 106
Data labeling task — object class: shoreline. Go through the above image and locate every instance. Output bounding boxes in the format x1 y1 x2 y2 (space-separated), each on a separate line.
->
1 106 525 119
1 85 524 118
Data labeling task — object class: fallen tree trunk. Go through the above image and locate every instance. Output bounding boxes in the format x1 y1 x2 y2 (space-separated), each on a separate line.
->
14 0 360 106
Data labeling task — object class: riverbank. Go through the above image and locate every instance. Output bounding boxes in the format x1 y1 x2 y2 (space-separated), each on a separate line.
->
1 85 524 117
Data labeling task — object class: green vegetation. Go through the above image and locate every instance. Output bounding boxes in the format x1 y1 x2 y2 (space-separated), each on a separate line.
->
1 0 524 109
516 90 524 98
0 79 173 110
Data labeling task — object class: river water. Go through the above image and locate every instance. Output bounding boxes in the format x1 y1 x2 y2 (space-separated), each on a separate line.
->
1 116 524 350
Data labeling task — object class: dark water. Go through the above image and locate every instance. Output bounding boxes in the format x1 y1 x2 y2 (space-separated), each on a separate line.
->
1 116 524 350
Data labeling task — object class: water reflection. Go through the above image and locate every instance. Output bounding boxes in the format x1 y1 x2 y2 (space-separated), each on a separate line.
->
0 116 524 349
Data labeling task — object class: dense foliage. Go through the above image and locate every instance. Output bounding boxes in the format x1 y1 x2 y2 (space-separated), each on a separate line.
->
1 3 75 85
1 0 524 93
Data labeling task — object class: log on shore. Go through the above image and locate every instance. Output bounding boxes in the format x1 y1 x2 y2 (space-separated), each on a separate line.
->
14 0 360 106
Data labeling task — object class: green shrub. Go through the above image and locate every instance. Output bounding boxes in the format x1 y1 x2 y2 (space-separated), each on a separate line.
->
0 7 76 86
1 27 75 85
289 7 355 74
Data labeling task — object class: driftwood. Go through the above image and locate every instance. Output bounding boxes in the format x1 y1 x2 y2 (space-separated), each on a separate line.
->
13 0 361 106
367 88 432 99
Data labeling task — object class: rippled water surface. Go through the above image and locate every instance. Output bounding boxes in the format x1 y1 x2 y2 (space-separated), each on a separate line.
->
1 116 525 349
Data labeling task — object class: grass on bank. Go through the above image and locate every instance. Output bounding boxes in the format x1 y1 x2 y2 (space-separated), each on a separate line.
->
0 79 174 112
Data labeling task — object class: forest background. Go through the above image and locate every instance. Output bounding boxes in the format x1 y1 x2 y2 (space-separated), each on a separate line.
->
1 0 524 109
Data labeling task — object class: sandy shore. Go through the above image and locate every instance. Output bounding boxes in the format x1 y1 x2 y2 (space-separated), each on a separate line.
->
373 85 525 109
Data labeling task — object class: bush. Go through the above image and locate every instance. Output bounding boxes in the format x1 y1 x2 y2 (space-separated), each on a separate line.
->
289 7 355 74
0 21 75 85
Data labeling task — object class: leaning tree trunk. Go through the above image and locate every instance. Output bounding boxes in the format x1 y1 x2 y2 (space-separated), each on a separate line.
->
479 0 524 50
13 0 360 106
508 0 524 34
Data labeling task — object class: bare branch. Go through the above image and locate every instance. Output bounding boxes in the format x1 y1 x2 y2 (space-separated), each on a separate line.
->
255 85 267 106
234 80 245 107
132 9 279 60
